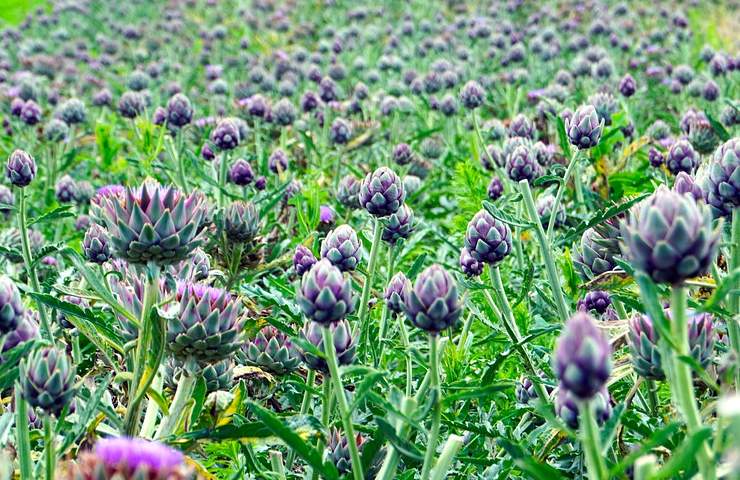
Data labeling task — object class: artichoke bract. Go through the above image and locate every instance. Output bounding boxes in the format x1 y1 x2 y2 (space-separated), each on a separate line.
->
459 247 484 277
223 200 260 243
297 259 354 325
20 347 76 416
382 204 415 245
572 217 622 280
293 245 317 276
404 264 461 334
385 272 411 314
299 319 356 373
320 225 362 272
359 167 406 217
96 182 207 266
666 139 700 175
82 223 112 264
555 385 612 429
0 276 25 334
566 105 603 149
628 310 715 380
464 209 512 265
620 186 719 285
6 149 37 188
167 282 243 363
704 137 739 218
554 312 612 399
673 172 704 202
242 325 301 375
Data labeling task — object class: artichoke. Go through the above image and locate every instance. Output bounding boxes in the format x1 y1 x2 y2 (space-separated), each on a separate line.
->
1 312 38 358
487 176 504 201
0 276 24 334
577 290 612 315
381 204 415 245
566 105 603 149
536 193 566 228
327 429 367 475
509 114 535 139
165 357 234 393
673 172 704 202
167 283 243 363
556 385 612 429
404 264 461 334
385 272 411 314
6 149 37 188
241 325 301 375
572 217 622 280
620 186 719 284
20 347 76 416
82 223 112 264
506 144 541 183
359 167 406 217
299 319 356 373
293 245 317 276
320 225 362 272
297 259 354 325
464 209 512 265
554 312 612 399
223 201 260 243
459 247 484 277
704 137 739 218
96 181 207 266
337 175 361 209
666 139 700 175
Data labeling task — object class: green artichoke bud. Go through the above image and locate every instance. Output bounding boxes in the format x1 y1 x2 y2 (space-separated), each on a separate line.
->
223 200 261 243
20 347 76 416
241 325 301 375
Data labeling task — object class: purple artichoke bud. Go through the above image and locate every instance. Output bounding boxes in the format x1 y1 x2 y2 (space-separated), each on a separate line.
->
55 174 78 203
337 175 361 209
223 201 260 243
273 98 297 126
92 88 112 107
506 144 541 183
201 143 215 161
481 145 504 171
320 225 362 272
117 91 146 119
554 312 612 399
487 176 504 201
577 290 612 315
459 80 485 109
20 347 76 416
327 429 368 475
74 215 91 231
10 98 24 116
588 92 618 126
673 172 704 202
359 167 406 217
2 312 38 357
242 325 301 375
268 149 289 174
300 91 320 112
618 74 636 97
566 105 603 149
385 272 411 314
572 217 622 280
82 223 112 264
330 118 352 145
439 94 459 117
648 147 665 168
56 98 86 125
666 139 699 175
704 138 740 218
720 105 738 128
703 80 719 101
211 118 240 150
515 375 552 405
0 276 24 334
44 118 69 142
6 149 37 187
620 186 719 284
298 318 356 372
0 185 14 219
382 204 415 245
229 158 254 186
165 357 233 393
20 100 42 125
320 205 335 228
254 176 267 190
297 259 353 324
66 437 194 479
96 181 207 265
293 245 317 276
166 93 193 128
393 143 414 166
532 141 552 167
404 264 461 334
459 247 484 277
536 193 566 228
464 209 512 265
168 282 243 363
556 385 612 429
509 114 535 140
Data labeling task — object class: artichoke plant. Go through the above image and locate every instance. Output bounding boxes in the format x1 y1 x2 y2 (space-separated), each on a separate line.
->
566 104 603 149
620 186 719 285
553 312 611 399
0 276 25 334
506 144 540 183
20 347 76 416
464 209 512 265
320 225 362 272
359 167 406 217
223 200 260 243
167 282 243 363
572 217 622 281
666 139 700 175
241 325 301 375
6 149 37 188
556 385 612 429
381 204 415 244
337 175 361 209
293 245 317 276
704 137 739 218
297 259 354 325
404 264 461 334
299 319 356 373
385 272 411 314
95 181 207 265
82 223 112 264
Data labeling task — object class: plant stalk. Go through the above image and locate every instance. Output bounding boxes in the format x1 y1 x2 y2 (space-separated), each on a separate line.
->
546 150 580 240
156 358 198 439
357 217 383 353
15 386 32 479
430 434 464 480
420 335 441 480
579 399 608 480
44 414 55 480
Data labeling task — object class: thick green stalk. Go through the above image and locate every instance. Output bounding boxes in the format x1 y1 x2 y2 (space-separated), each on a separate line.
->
15 386 32 479
488 266 549 403
123 264 160 436
44 415 55 480
218 151 229 209
430 434 464 480
668 286 715 479
357 217 383 353
286 370 316 469
140 373 163 439
376 245 396 366
269 450 286 480
728 209 740 390
17 187 52 341
398 313 413 397
156 359 198 439
420 335 441 480
322 327 364 480
579 399 608 480
546 150 580 240
519 179 570 322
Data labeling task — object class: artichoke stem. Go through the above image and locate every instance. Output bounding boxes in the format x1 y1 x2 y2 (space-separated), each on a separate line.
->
156 358 198 439
429 434 464 480
728 209 740 391
44 414 55 480
218 150 229 209
15 386 33 479
321 326 364 480
357 217 383 356
376 244 397 366
546 149 580 241
286 369 316 470
579 399 608 480
668 285 715 480
420 335 442 480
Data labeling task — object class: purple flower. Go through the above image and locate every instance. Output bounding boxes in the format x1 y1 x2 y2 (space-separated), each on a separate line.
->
297 259 354 325
554 312 612 399
359 167 406 217
404 264 461 334
94 437 184 471
464 209 512 265
385 272 411 313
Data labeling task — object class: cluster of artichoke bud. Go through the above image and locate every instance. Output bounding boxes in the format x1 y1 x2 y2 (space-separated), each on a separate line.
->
241 325 301 375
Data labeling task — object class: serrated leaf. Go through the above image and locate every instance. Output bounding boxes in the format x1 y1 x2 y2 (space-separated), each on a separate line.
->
27 205 75 226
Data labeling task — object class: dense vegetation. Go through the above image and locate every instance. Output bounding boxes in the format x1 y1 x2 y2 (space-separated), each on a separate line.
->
0 1 738 479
